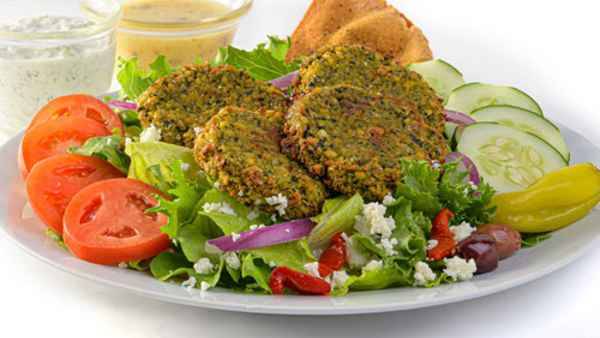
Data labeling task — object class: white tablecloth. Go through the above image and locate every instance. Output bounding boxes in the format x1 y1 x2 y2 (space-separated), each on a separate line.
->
2 1 599 337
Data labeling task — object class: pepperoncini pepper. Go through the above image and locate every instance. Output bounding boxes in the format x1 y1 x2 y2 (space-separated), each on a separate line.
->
492 163 600 233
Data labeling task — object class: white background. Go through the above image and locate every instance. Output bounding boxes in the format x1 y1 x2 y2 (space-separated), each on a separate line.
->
1 1 600 337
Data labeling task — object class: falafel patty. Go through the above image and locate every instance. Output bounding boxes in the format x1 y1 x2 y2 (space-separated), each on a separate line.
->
294 45 445 131
194 106 328 219
282 85 448 201
138 64 289 148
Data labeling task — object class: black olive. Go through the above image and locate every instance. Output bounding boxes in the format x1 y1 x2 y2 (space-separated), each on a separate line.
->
458 234 499 274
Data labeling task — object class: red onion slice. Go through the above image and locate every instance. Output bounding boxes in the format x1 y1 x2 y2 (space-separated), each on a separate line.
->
207 218 314 252
108 100 138 111
269 71 299 90
445 152 481 185
444 110 476 125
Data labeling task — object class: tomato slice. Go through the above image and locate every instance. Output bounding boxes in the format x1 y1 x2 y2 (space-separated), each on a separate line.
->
28 94 123 135
63 178 171 265
26 154 124 234
21 116 111 173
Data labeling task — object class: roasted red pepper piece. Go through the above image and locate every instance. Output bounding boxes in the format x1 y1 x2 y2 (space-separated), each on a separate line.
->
427 208 457 260
318 232 347 277
269 267 331 295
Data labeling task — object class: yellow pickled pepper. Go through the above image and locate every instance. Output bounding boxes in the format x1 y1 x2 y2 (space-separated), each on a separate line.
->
492 163 600 233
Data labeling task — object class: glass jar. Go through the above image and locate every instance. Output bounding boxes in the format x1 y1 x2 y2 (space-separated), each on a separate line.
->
117 0 253 69
0 0 121 144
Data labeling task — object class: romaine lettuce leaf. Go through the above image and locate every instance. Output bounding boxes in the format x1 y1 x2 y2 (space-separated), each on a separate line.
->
117 56 174 100
69 134 130 173
308 194 364 249
149 251 223 288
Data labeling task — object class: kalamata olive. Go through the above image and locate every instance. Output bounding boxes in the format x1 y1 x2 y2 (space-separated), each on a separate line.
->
458 234 498 274
476 224 521 260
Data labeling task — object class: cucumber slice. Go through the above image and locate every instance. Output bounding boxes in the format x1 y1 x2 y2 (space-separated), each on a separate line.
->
471 105 570 162
446 83 543 115
457 122 567 193
408 59 465 101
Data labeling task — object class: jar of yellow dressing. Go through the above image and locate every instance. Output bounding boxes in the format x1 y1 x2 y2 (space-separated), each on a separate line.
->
117 0 252 69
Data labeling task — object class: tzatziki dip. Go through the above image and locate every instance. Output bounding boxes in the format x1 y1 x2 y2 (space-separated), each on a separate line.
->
0 15 116 143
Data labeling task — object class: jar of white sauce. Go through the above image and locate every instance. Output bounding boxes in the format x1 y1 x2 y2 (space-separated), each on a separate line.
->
0 0 121 144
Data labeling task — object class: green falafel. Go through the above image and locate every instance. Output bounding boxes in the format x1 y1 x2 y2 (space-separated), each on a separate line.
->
283 85 448 201
194 106 328 219
294 45 445 132
138 64 289 148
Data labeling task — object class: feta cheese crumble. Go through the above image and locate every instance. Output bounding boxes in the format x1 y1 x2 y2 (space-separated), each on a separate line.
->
231 232 241 242
181 276 197 292
363 260 383 272
380 237 399 256
180 162 190 171
382 193 396 206
265 194 288 216
125 137 133 146
202 202 236 216
224 252 241 270
414 261 436 286
139 124 161 143
304 262 321 278
443 256 477 281
331 270 350 289
193 126 204 136
426 239 439 250
450 222 476 242
247 210 259 221
354 202 396 239
193 258 214 275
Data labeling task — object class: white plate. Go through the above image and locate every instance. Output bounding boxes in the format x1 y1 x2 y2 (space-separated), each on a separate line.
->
1 127 599 315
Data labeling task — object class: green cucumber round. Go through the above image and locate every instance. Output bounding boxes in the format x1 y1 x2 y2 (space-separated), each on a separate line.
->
457 122 567 193
408 59 465 102
446 83 543 115
471 105 569 162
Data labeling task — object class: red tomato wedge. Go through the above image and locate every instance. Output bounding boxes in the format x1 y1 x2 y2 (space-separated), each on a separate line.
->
63 178 171 265
28 94 124 135
26 154 124 234
21 116 111 173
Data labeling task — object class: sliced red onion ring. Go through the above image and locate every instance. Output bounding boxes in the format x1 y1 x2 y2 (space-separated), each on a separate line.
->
108 100 138 111
444 110 476 125
269 71 299 90
445 152 481 185
207 218 314 252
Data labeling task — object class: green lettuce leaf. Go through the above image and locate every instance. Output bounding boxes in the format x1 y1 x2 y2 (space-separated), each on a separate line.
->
117 56 175 100
213 36 300 81
125 141 207 192
68 134 130 173
149 252 223 288
308 194 364 249
521 232 552 248
241 254 272 292
396 160 442 217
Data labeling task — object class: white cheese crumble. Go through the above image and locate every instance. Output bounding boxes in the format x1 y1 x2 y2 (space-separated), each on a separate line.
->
231 232 241 242
200 281 211 292
271 214 278 223
269 261 277 268
380 238 398 256
414 261 436 286
450 222 476 242
193 258 214 275
354 202 396 239
363 260 383 272
427 239 439 251
117 262 128 269
249 224 266 231
265 194 288 216
382 193 396 206
202 202 236 216
237 190 244 197
180 162 190 171
432 160 441 169
193 126 204 136
304 262 321 278
224 252 241 270
247 210 259 221
181 276 197 292
125 137 133 146
331 270 350 289
443 256 477 281
139 124 161 143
